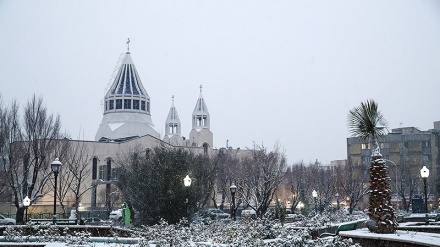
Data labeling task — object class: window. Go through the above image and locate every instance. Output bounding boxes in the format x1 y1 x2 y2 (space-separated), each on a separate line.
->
111 168 121 181
361 143 369 149
124 99 131 109
133 100 139 109
106 159 112 181
117 65 127 94
141 101 146 111
130 67 139 95
109 100 114 110
116 99 122 109
92 158 97 180
147 102 150 112
98 165 107 180
203 143 209 156
362 156 370 164
124 66 131 94
105 101 107 111
423 155 430 162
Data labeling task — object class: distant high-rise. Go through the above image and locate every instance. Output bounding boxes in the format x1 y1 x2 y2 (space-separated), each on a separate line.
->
347 122 440 210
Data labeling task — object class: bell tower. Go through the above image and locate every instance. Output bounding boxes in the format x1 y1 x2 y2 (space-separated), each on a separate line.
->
189 85 213 151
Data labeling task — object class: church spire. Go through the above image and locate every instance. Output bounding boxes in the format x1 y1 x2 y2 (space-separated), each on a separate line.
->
192 84 210 129
165 95 181 136
126 38 130 54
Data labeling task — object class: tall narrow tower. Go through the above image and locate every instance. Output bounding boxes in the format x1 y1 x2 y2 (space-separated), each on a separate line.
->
189 85 213 151
163 96 185 146
95 47 159 142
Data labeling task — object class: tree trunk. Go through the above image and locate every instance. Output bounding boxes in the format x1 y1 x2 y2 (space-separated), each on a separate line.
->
367 153 398 233
15 207 25 225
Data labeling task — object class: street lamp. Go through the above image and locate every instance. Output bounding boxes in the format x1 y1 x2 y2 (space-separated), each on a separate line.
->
420 166 429 224
335 193 340 211
183 175 192 221
51 158 62 224
312 190 318 214
230 183 237 221
23 196 30 223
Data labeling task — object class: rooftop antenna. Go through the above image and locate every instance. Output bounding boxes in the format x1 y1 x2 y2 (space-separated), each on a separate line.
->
126 38 130 53
200 84 202 93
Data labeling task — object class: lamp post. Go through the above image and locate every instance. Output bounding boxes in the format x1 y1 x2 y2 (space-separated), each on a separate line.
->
335 193 340 211
230 183 237 221
23 196 30 224
420 166 429 224
51 158 62 224
312 190 318 214
183 175 192 221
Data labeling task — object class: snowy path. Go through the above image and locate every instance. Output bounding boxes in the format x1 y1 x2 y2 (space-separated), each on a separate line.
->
340 229 440 247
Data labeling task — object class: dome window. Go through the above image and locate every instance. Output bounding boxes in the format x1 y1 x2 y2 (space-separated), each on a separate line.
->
124 99 131 109
116 99 122 109
133 100 139 110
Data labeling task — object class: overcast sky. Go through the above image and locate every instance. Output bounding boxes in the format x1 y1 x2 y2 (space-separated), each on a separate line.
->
1 1 439 164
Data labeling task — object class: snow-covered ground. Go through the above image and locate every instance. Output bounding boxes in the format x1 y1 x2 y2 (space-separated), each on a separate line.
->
340 229 440 247
1 212 440 246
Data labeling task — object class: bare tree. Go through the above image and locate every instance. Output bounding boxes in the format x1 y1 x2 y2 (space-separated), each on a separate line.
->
339 161 369 214
284 162 310 212
396 164 420 212
0 95 64 223
214 147 241 211
237 144 286 217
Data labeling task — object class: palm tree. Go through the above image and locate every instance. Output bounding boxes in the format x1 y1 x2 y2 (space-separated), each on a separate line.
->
347 99 387 153
348 99 397 234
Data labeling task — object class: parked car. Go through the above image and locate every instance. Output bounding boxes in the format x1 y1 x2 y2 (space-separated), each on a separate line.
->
0 214 16 225
109 209 123 221
84 217 110 225
241 209 257 219
201 208 230 220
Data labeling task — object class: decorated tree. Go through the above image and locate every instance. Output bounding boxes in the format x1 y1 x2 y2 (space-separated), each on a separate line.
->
348 99 397 233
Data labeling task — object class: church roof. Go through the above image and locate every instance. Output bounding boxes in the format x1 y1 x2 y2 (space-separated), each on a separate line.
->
106 52 149 98
166 96 181 124
192 85 209 116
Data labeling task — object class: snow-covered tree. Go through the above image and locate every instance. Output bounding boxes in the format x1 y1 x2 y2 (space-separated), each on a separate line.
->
348 99 397 233
284 162 311 212
117 146 218 225
237 144 286 217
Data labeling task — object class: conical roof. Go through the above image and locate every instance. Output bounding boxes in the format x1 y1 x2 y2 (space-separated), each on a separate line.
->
166 96 181 124
95 51 159 142
106 52 149 98
192 85 209 116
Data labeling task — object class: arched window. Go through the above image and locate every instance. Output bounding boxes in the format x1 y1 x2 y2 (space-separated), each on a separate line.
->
92 158 97 180
203 143 209 156
106 158 112 181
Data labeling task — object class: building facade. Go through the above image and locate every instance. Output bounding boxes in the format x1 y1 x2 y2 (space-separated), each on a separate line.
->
347 122 440 210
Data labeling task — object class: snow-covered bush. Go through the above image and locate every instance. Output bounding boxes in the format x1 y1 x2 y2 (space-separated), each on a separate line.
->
2 216 363 246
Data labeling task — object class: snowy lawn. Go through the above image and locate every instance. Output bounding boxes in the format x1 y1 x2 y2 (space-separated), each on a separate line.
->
0 217 362 246
340 228 440 247
0 212 376 246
